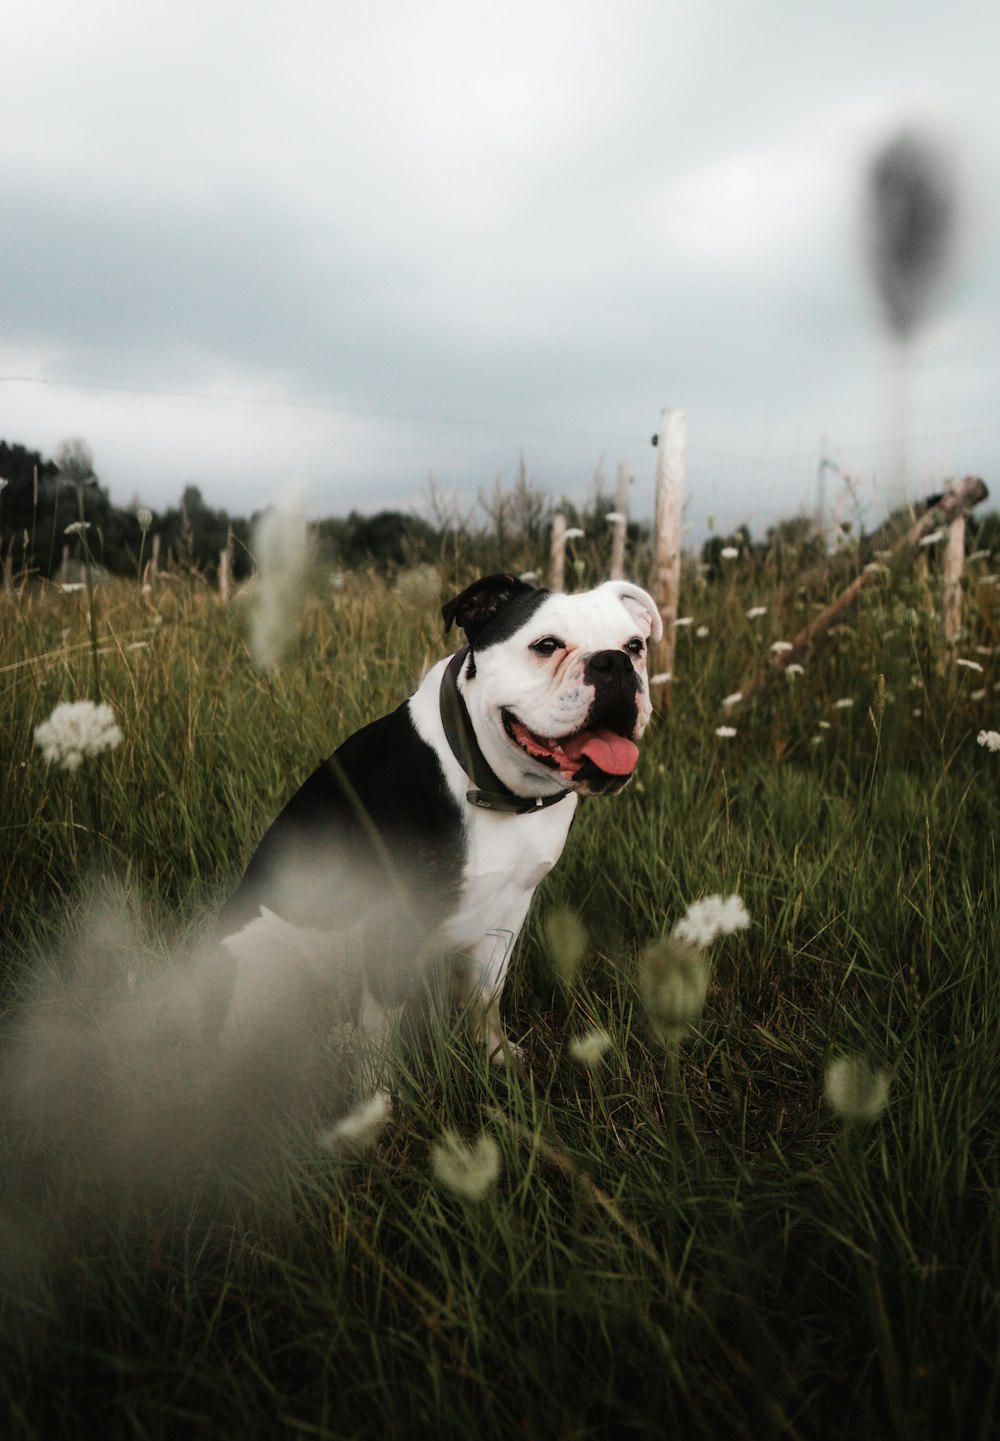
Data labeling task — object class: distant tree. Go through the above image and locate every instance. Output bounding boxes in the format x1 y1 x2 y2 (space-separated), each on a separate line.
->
335 510 439 572
157 484 251 577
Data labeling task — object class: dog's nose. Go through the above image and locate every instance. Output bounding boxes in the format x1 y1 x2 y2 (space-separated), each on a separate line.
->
588 649 632 677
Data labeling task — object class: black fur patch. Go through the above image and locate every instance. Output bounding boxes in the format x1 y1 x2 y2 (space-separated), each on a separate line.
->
442 573 549 647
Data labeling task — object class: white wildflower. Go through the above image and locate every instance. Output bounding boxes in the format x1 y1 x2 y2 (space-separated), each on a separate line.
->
833 698 854 710
720 546 739 560
604 511 626 524
956 658 984 673
64 521 91 536
970 689 986 702
672 894 750 949
771 641 793 654
722 691 743 709
518 570 538 583
649 672 671 685
715 725 737 738
249 487 310 670
695 625 709 639
810 734 825 746
786 663 804 676
563 527 585 540
59 582 85 594
918 528 946 547
431 1131 501 1202
136 507 153 531
569 1027 612 1069
818 720 832 730
318 1090 392 1153
746 606 767 620
976 729 1000 753
34 700 123 772
673 616 694 628
824 1055 889 1124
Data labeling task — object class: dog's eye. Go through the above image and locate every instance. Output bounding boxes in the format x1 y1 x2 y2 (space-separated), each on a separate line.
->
530 636 564 657
625 637 645 657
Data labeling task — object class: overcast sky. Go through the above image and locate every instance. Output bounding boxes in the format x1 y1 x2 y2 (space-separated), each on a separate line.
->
2 0 998 542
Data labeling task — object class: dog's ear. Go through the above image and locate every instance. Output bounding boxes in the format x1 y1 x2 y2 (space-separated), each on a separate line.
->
600 581 664 643
442 573 541 643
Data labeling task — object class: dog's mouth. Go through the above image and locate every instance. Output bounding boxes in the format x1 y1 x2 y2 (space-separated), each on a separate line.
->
502 704 640 780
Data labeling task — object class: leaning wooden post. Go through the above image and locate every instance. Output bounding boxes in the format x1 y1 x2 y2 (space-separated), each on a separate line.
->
732 475 988 709
649 408 686 712
548 512 567 592
940 503 965 661
608 462 630 580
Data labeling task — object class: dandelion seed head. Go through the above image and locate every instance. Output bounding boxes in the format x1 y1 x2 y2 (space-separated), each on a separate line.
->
545 907 588 986
249 488 311 671
34 700 123 772
640 938 710 1044
318 1090 392 1153
569 1027 612 1069
431 1131 501 1202
136 507 153 532
824 1055 889 1123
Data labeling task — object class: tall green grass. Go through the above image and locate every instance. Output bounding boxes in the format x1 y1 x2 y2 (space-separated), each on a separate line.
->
1 554 999 1439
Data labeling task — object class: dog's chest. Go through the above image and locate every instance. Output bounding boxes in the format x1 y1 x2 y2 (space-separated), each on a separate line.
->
439 802 576 953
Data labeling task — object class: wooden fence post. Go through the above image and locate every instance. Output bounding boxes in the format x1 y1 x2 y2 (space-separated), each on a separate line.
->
549 512 566 592
649 408 686 711
218 546 231 606
608 462 631 580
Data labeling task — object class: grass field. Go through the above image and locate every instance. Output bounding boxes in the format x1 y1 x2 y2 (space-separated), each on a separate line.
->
2 545 999 1439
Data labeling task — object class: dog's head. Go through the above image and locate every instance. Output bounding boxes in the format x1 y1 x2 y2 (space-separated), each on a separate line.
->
442 573 662 798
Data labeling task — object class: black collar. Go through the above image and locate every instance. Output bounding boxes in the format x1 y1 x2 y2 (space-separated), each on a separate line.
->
439 647 572 814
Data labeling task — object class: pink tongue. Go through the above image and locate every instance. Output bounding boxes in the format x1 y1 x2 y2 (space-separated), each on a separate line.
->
561 726 639 776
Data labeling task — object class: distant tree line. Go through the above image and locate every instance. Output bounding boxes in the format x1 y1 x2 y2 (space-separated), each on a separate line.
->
2 437 997 587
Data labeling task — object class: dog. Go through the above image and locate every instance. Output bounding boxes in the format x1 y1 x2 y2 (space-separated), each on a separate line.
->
215 572 662 1088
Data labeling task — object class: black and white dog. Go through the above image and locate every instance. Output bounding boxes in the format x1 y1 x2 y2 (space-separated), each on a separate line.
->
215 573 661 1083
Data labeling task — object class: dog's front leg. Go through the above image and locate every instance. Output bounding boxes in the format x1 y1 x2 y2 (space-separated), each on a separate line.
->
464 927 524 1068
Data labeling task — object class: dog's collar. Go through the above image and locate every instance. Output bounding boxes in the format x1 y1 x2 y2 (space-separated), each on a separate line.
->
439 647 572 814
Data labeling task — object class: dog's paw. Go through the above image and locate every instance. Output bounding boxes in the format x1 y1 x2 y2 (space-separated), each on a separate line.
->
488 1035 526 1071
